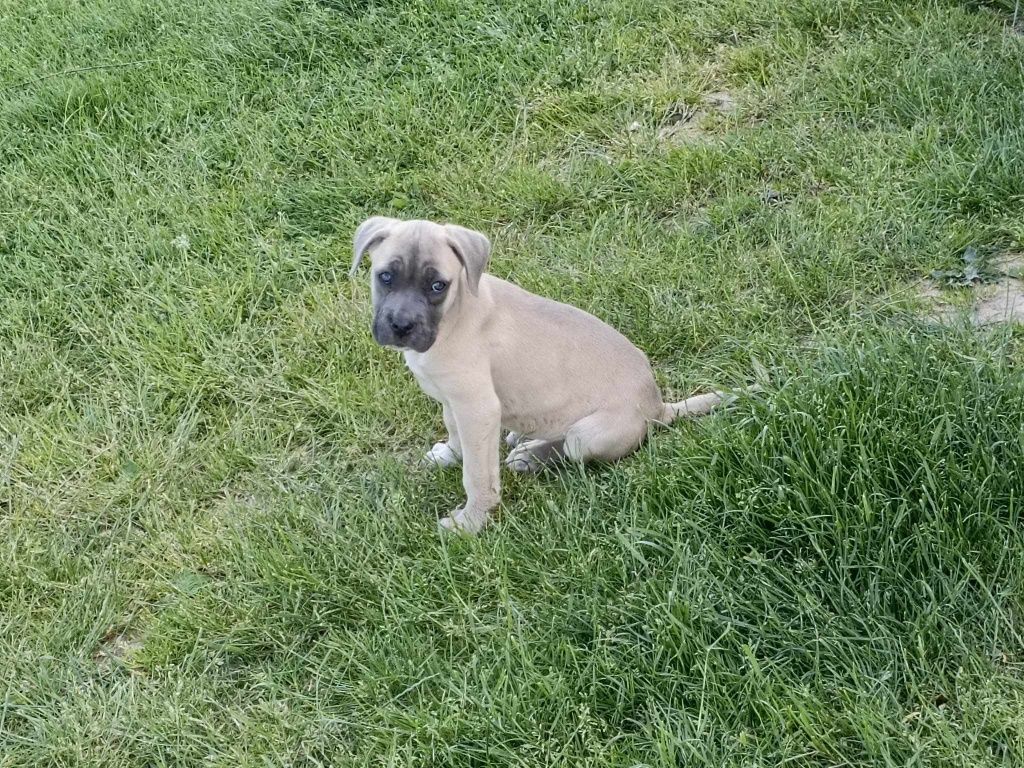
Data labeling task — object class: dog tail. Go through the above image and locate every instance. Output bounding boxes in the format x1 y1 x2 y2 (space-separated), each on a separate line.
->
660 385 761 425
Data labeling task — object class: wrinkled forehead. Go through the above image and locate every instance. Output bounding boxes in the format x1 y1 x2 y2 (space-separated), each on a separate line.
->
371 221 461 277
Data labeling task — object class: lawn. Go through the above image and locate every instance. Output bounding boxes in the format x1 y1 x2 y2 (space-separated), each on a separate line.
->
2 0 1024 764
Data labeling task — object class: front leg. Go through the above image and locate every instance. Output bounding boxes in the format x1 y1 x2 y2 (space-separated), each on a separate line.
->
438 393 501 534
423 402 462 468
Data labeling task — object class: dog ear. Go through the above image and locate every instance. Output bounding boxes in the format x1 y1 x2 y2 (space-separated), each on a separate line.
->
445 224 491 295
351 216 400 276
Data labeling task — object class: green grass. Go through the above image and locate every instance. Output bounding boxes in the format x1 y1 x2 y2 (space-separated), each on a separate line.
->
2 0 1024 764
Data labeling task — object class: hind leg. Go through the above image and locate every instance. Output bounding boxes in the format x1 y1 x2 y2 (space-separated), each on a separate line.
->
504 438 565 473
563 409 649 464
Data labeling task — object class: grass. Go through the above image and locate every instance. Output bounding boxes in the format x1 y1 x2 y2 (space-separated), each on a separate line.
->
2 0 1024 764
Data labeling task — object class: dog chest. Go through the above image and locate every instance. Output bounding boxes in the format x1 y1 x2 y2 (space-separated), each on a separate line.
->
403 353 446 402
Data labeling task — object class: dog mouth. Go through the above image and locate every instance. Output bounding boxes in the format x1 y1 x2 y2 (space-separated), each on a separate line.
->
372 315 436 353
381 339 435 354
382 341 432 353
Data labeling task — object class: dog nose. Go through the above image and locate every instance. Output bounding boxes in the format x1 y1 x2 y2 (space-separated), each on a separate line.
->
389 317 415 337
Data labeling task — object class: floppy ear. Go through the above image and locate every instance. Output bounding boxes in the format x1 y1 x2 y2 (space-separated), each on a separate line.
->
351 216 400 276
445 224 491 295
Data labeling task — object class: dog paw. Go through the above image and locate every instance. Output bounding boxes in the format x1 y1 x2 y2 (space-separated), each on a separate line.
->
423 441 461 468
505 431 522 447
504 442 543 473
438 506 488 535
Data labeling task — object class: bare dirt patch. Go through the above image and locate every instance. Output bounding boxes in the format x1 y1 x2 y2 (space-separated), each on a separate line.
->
93 626 143 670
917 252 1024 326
914 280 962 324
703 91 738 113
973 253 1024 325
656 90 739 146
972 280 1024 325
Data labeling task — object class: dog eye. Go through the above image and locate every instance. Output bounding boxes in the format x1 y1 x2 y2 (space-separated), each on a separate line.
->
430 280 448 293
378 271 393 285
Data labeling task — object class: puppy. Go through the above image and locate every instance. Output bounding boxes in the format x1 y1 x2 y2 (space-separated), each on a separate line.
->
352 217 736 533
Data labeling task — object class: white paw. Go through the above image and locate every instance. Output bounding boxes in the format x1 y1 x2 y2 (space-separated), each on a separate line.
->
423 441 461 468
504 442 543 474
438 506 488 535
505 431 521 447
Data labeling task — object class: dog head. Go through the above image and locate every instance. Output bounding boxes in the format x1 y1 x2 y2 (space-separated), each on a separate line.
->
351 217 491 353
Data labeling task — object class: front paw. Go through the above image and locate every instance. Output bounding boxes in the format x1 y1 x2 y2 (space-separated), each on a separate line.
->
438 505 488 535
423 441 461 468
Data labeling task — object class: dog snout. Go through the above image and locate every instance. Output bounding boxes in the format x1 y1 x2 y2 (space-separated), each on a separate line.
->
388 314 416 338
372 295 436 352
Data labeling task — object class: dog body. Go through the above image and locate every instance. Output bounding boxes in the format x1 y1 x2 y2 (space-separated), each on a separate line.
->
352 217 728 533
409 275 664 439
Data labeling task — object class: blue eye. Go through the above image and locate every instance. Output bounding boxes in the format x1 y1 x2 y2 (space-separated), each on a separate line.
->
378 271 393 285
430 280 448 293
